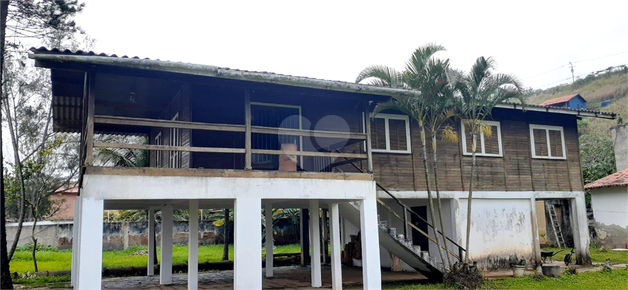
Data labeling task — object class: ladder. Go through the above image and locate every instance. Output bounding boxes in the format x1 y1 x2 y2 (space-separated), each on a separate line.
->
547 204 565 248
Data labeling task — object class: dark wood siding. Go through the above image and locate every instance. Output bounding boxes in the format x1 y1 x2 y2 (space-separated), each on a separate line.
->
372 108 583 192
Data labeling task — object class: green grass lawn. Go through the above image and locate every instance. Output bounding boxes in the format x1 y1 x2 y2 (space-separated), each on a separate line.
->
385 268 628 289
542 246 628 265
10 243 301 274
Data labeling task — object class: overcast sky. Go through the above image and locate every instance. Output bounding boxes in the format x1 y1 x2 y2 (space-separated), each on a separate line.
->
71 1 626 90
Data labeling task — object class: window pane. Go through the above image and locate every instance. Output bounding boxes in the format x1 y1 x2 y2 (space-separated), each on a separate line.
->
533 129 548 157
388 119 408 151
548 130 563 157
484 125 500 155
371 118 386 150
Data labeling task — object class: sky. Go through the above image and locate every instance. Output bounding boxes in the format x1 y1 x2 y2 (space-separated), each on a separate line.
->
68 1 627 90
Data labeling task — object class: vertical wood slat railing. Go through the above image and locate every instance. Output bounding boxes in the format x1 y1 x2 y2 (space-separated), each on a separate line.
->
84 114 370 168
333 151 466 262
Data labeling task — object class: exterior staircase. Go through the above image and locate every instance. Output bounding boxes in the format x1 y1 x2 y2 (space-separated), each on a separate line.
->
339 202 445 281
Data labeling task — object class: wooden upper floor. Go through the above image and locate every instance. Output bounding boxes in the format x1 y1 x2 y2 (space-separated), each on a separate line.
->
30 48 616 191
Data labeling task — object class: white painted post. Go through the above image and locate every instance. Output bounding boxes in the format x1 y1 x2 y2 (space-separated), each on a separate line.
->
234 197 262 289
571 194 591 264
529 198 542 275
330 203 343 290
76 197 104 290
70 197 81 287
147 208 156 276
265 203 274 277
188 200 199 290
360 198 382 290
160 204 174 285
310 200 322 288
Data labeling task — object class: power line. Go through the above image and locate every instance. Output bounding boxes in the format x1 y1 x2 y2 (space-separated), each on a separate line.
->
522 50 628 81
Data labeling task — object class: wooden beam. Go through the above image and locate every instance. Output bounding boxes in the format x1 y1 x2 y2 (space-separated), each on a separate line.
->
364 104 373 173
251 126 366 140
84 72 96 166
251 149 366 159
84 166 374 181
244 88 252 170
93 142 246 154
94 115 246 132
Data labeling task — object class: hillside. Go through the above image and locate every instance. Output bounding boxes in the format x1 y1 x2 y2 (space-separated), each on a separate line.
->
527 66 627 138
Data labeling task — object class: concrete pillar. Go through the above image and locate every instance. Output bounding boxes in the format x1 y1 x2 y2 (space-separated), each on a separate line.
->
265 203 274 277
147 208 156 276
188 200 199 290
76 197 104 290
160 204 174 285
571 194 592 265
234 197 262 289
360 197 381 290
70 197 81 287
529 197 542 275
330 203 342 290
310 200 322 287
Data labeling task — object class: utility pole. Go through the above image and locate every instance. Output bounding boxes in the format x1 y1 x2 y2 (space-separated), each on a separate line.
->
569 62 575 83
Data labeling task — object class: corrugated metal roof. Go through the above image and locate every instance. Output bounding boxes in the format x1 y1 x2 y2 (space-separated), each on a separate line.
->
540 94 583 106
29 47 616 119
585 168 628 189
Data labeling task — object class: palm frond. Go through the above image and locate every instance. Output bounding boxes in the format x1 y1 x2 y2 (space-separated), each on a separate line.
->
355 65 403 88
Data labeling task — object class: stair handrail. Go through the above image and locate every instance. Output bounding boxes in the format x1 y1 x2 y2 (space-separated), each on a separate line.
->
330 152 466 261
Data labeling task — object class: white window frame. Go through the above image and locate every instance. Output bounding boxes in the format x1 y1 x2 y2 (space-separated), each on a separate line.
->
370 113 412 154
169 113 181 168
154 132 162 167
529 124 567 160
461 120 503 157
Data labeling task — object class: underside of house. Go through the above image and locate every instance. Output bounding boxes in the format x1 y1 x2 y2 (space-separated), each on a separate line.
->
29 48 614 289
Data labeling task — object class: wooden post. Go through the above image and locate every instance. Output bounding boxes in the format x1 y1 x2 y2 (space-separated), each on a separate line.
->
84 73 96 166
244 88 252 170
364 104 373 173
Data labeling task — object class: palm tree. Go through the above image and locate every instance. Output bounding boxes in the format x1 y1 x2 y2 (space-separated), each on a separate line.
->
356 44 451 269
456 57 522 262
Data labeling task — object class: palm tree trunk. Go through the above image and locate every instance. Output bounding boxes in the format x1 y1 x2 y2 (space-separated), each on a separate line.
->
432 133 452 269
464 132 477 262
419 124 447 268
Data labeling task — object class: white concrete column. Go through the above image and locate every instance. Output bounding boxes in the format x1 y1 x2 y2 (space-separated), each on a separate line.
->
234 197 262 289
571 194 592 265
310 200 322 288
147 208 156 276
160 204 174 285
265 203 274 277
529 197 542 274
70 197 81 287
330 203 343 290
76 197 104 290
360 198 382 290
188 200 199 290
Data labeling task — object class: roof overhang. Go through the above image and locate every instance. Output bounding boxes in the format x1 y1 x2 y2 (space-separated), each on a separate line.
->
496 103 616 120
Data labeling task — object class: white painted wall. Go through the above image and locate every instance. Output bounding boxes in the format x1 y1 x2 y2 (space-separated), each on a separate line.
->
456 198 534 270
590 186 628 228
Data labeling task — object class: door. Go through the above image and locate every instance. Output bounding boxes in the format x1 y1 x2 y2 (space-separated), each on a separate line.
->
411 206 429 252
251 103 301 170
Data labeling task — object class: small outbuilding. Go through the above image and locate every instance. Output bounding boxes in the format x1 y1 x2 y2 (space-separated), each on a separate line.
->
540 94 587 110
585 168 628 228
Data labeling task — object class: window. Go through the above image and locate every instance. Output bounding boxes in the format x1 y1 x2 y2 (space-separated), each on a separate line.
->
370 114 411 154
169 113 181 168
529 124 566 159
154 132 162 167
461 120 503 157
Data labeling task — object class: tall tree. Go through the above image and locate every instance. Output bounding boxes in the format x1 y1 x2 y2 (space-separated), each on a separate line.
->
456 56 522 262
356 44 452 269
1 0 13 287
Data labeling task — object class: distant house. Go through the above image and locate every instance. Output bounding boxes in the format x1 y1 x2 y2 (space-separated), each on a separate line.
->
540 94 587 110
585 168 628 228
50 185 78 221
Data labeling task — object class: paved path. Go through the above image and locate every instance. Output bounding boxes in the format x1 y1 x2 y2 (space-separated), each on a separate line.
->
102 265 425 289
